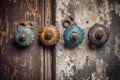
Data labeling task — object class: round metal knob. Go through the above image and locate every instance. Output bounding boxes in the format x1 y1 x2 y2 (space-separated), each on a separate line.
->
88 24 109 46
14 27 34 46
63 25 84 47
39 25 60 46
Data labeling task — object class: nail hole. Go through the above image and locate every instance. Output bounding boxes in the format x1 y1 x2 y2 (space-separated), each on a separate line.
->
86 21 89 24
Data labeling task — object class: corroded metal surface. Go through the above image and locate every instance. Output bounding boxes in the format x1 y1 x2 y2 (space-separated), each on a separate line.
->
39 25 60 46
56 0 120 80
14 27 34 46
88 23 109 46
63 25 84 47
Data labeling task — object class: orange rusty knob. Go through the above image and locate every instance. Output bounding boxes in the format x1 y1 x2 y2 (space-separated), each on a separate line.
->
39 25 60 46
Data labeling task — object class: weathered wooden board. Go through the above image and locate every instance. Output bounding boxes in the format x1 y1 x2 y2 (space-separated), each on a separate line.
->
0 0 55 80
55 0 120 80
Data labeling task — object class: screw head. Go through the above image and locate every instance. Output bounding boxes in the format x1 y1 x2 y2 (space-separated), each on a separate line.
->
44 31 53 40
19 33 28 42
70 32 79 41
95 31 104 40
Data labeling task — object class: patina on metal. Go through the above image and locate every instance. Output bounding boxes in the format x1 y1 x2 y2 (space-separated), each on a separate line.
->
63 25 84 47
19 33 28 42
88 23 109 46
14 24 34 46
39 25 60 46
95 31 104 40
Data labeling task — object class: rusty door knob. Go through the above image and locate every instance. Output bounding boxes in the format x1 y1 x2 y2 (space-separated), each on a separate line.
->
14 27 34 46
88 24 109 46
39 25 60 46
63 25 84 47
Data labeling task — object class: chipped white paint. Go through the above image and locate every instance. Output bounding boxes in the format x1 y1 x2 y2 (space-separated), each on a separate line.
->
56 0 120 80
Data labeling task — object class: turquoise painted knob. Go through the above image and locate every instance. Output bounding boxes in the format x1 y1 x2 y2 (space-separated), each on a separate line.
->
14 27 34 46
63 25 84 47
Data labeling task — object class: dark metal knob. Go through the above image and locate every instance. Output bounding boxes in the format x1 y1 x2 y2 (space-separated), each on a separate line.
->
39 25 60 46
14 25 34 46
88 23 109 46
63 25 84 47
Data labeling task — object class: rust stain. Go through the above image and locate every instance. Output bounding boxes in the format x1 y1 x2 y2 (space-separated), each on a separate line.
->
0 31 7 45
0 32 4 46
5 16 10 44
29 56 33 70
12 67 18 80
45 0 51 24
0 16 10 45
0 16 11 55
24 0 41 21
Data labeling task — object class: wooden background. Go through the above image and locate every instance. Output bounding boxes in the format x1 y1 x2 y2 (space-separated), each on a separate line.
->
0 0 55 80
55 0 120 80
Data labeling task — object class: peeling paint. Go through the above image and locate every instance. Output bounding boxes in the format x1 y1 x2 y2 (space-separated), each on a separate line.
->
56 0 120 79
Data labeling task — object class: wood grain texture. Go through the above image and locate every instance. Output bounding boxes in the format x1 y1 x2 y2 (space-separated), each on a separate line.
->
44 0 56 80
0 0 44 80
55 0 120 80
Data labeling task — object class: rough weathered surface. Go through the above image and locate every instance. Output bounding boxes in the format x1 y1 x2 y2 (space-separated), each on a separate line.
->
0 0 54 80
56 0 120 80
0 0 44 80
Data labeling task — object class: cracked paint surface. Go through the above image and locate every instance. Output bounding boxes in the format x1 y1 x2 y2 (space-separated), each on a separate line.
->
56 0 120 80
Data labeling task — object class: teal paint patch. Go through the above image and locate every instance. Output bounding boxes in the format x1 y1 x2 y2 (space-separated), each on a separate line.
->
14 27 34 46
63 25 84 47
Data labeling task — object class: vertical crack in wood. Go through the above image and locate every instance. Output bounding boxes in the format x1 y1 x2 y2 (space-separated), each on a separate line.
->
44 0 53 80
